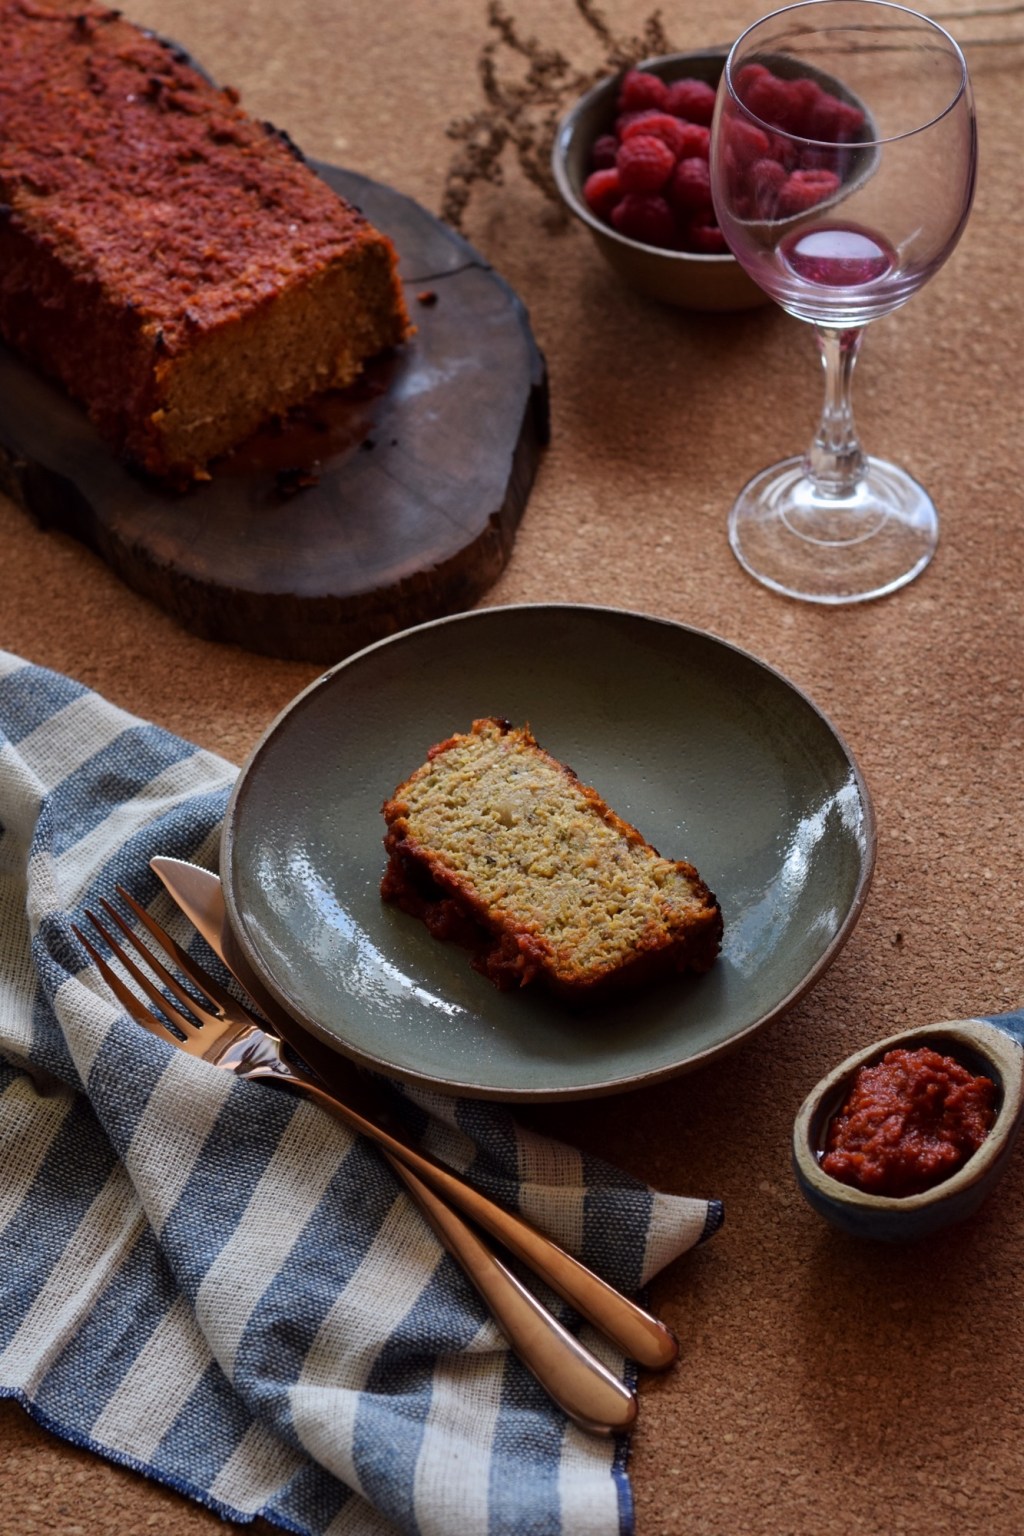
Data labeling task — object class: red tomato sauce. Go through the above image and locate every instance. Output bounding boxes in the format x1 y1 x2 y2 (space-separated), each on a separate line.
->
822 1046 997 1197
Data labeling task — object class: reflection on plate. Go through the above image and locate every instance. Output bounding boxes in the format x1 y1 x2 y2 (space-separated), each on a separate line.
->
221 604 876 1100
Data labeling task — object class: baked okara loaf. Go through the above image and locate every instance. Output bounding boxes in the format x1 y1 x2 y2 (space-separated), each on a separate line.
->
0 0 412 481
381 718 723 1000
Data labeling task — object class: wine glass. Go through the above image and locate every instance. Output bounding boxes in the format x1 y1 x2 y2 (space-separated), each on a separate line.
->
709 0 976 603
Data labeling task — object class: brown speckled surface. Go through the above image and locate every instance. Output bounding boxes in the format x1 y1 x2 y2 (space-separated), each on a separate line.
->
1 1 1022 1532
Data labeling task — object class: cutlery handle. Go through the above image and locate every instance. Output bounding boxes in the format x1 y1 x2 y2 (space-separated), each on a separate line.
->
269 1069 678 1372
385 1151 636 1436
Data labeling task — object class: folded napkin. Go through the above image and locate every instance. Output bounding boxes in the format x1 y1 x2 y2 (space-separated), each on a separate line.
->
0 650 722 1536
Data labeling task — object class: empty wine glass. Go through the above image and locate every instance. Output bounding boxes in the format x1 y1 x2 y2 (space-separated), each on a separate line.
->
709 0 976 603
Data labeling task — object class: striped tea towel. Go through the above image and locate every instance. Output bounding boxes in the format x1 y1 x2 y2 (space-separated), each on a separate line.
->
0 650 723 1536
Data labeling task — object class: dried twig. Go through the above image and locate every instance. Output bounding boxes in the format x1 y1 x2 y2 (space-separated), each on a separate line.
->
440 0 670 227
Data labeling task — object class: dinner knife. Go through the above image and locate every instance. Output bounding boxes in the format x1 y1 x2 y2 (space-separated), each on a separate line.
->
148 857 640 1436
151 856 680 1374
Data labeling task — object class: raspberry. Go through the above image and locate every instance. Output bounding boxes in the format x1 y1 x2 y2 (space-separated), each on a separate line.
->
675 121 711 160
583 167 623 220
735 63 771 96
616 68 668 114
742 71 802 131
800 144 845 175
769 131 799 170
621 111 688 156
724 115 771 167
807 92 866 143
777 167 841 215
610 192 676 248
837 99 866 137
749 156 787 217
616 133 675 193
664 76 717 126
785 77 826 136
667 156 713 216
581 71 748 257
614 109 661 138
589 133 619 171
685 218 729 254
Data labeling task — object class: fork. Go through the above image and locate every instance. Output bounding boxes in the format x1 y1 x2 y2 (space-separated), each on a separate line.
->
73 891 639 1437
87 882 679 1373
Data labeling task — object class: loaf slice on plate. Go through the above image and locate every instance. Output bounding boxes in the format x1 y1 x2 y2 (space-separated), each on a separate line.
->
382 717 723 1001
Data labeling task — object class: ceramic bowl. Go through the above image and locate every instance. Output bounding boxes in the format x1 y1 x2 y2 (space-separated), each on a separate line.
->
792 1015 1024 1241
551 49 768 312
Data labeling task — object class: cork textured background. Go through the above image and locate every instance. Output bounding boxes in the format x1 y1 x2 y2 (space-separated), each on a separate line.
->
1 1 1022 1531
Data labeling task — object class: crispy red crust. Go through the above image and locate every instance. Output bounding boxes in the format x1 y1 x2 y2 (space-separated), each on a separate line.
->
382 718 723 1002
0 0 412 480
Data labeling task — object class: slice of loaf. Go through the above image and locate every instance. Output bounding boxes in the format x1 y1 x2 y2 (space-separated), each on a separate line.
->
0 0 412 482
381 717 723 1001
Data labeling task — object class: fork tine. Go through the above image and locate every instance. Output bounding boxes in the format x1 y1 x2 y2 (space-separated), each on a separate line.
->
115 886 265 1027
81 907 209 1040
97 896 220 1030
72 922 184 1046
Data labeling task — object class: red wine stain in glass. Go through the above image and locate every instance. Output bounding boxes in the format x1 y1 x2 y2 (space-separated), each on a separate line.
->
780 223 896 286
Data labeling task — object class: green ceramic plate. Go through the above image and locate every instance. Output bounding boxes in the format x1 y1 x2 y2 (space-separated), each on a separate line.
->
221 604 875 1100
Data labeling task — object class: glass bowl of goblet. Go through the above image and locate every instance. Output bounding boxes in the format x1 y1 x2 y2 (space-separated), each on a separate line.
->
709 0 977 604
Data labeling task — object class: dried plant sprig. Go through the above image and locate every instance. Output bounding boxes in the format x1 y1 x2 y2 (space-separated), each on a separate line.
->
441 0 671 228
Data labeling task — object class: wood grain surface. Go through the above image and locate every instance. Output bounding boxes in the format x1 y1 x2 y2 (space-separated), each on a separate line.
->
0 166 548 663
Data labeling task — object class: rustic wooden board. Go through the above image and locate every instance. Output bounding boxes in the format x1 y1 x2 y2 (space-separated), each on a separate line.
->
0 164 549 663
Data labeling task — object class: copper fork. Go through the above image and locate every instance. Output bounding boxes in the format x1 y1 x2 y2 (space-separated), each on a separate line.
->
73 891 639 1437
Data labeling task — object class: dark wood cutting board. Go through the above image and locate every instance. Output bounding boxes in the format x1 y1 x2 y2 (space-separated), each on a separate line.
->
0 164 549 663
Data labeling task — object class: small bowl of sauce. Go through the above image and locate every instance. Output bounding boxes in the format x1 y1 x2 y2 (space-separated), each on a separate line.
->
793 1013 1024 1241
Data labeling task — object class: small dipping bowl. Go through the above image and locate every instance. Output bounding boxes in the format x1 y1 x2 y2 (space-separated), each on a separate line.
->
551 49 768 312
793 1011 1024 1242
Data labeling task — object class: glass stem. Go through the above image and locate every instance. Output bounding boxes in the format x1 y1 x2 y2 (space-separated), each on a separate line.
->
804 325 867 496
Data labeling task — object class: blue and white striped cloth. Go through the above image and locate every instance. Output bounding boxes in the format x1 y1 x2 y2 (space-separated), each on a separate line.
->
0 650 722 1536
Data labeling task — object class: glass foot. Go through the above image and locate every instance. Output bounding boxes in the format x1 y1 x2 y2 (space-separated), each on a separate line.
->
727 455 938 604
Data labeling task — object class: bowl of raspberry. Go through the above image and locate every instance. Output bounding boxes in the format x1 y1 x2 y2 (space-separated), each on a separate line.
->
552 50 768 311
